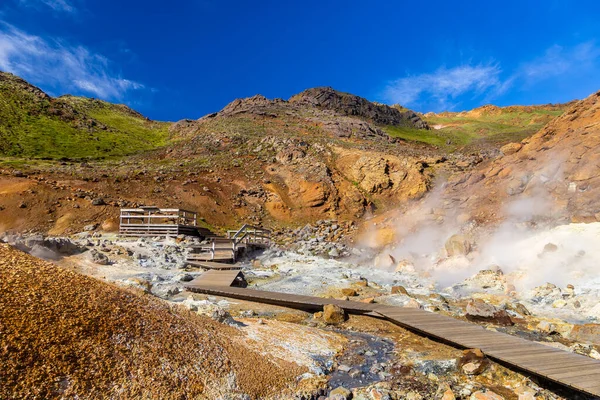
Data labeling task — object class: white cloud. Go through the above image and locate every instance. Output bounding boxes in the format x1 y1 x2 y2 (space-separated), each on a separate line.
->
382 41 600 111
519 42 600 84
19 0 76 13
0 23 144 100
382 64 503 110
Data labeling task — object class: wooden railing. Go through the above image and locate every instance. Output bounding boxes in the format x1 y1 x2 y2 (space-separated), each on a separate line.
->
119 207 199 237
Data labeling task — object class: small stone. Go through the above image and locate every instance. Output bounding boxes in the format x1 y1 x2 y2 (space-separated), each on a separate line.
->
445 234 471 256
469 390 504 400
83 224 98 232
18 202 27 208
543 243 558 253
552 299 567 308
361 297 376 304
329 386 351 400
91 198 106 206
322 304 346 325
537 321 557 334
341 288 358 297
404 299 422 309
337 364 352 372
391 285 408 295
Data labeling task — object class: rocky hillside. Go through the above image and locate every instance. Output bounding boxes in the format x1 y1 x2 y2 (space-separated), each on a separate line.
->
0 71 170 158
443 91 600 225
0 72 580 235
0 243 301 399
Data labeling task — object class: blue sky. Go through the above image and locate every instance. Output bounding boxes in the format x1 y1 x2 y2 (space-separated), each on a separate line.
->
1 0 600 121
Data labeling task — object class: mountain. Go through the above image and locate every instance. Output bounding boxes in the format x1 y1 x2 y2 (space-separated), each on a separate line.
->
0 71 170 159
0 72 580 234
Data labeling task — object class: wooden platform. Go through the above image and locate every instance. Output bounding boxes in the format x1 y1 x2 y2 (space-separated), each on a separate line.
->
187 284 600 398
186 270 247 288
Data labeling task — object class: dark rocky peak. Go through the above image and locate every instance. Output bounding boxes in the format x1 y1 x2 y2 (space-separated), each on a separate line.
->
216 94 286 117
289 86 429 129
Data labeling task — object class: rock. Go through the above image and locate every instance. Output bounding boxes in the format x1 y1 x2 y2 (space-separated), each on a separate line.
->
500 142 522 155
337 364 352 372
18 201 27 208
470 391 504 400
91 198 106 206
514 386 536 400
445 234 471 257
464 269 505 291
441 389 456 400
211 308 235 325
83 224 98 232
87 249 110 265
536 321 557 334
404 299 422 309
123 277 152 292
542 243 558 253
101 218 119 232
466 299 513 326
361 297 376 304
458 348 489 376
328 248 340 258
322 304 346 325
391 285 408 295
329 386 352 400
179 274 194 282
552 299 567 308
512 303 531 316
395 259 416 273
341 288 358 297
568 324 600 346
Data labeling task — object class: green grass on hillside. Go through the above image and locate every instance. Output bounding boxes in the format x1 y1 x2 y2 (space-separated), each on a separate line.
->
0 73 171 159
385 107 566 150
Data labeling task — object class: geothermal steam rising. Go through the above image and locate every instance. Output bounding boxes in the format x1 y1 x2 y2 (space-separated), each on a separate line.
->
369 167 600 293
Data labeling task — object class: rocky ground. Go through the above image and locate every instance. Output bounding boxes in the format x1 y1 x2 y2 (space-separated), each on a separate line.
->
3 218 599 399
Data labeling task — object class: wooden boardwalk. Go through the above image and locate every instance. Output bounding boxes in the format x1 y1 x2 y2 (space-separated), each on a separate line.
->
187 283 600 398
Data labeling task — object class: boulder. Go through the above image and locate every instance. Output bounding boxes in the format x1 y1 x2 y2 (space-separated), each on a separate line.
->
322 304 346 325
445 234 471 257
466 299 513 326
88 249 110 265
91 198 106 206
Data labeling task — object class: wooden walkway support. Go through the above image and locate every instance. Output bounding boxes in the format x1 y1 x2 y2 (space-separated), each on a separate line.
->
186 284 600 398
